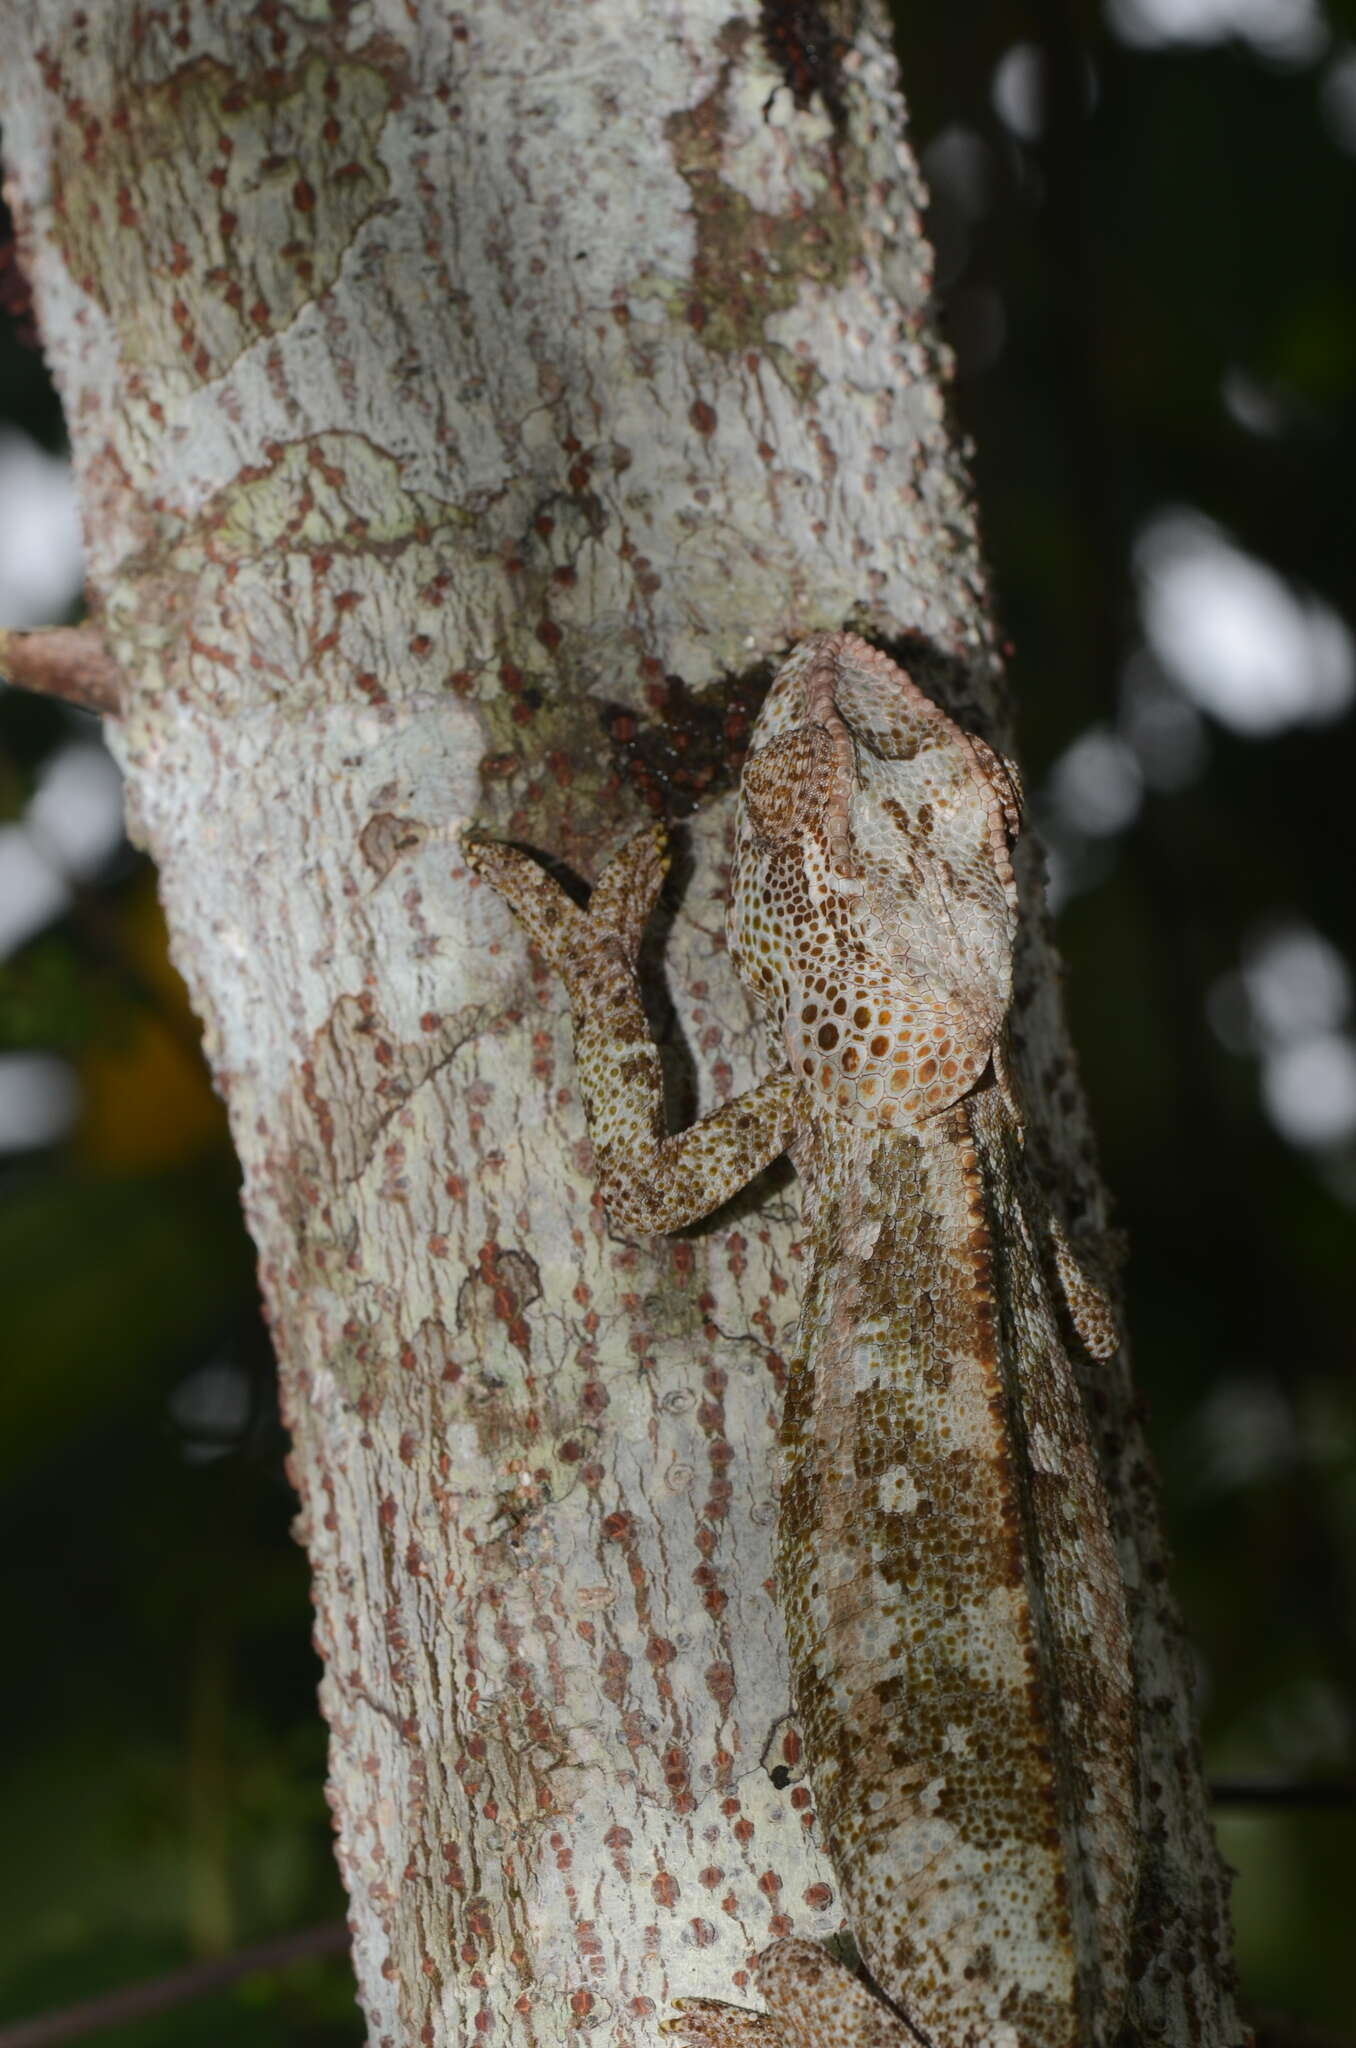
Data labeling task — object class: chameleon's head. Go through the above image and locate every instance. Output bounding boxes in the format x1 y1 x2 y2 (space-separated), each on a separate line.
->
727 633 1023 1129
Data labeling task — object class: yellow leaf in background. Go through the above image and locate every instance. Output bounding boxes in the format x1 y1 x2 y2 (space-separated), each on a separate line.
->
75 876 231 1169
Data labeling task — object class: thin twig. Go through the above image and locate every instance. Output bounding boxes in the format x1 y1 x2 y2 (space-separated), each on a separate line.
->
0 625 122 715
0 1920 350 2048
1210 1778 1356 1809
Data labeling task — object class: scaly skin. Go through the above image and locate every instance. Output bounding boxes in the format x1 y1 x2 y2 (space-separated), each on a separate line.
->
466 633 1136 2048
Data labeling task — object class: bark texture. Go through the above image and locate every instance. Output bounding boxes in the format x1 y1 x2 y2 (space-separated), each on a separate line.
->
0 3 1242 2044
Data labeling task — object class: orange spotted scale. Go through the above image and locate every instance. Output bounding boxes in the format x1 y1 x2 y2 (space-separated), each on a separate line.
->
465 633 1137 2048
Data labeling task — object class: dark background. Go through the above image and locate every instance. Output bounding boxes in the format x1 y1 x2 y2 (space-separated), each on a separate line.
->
2 3 1353 2039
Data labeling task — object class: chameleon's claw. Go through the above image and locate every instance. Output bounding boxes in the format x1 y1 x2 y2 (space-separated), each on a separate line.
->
587 823 670 961
464 824 669 975
463 831 591 974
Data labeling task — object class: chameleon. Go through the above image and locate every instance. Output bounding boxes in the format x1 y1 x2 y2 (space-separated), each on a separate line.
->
465 633 1139 2048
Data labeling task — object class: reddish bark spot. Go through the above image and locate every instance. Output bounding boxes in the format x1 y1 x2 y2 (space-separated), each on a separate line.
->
535 618 562 653
651 1872 679 1909
804 1882 834 1910
690 399 717 437
293 176 316 212
757 1870 783 1898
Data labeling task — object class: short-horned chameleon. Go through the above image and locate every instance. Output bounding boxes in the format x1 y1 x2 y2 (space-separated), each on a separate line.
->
465 634 1138 2048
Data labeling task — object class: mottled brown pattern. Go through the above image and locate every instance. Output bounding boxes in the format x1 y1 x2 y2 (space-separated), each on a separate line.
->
467 635 1137 2046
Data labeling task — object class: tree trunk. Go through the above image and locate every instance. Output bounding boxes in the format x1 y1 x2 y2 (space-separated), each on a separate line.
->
0 3 1244 2043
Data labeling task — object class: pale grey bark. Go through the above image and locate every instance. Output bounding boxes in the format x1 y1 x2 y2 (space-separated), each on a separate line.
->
0 3 1242 2043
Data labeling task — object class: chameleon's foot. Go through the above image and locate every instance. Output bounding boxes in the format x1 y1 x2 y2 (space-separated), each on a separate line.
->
463 831 589 973
582 822 670 962
1048 1215 1122 1360
663 1995 782 2047
665 1940 916 2048
463 825 669 979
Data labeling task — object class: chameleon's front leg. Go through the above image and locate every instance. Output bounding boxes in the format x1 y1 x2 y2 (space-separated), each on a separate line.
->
668 1938 916 2048
464 825 801 1231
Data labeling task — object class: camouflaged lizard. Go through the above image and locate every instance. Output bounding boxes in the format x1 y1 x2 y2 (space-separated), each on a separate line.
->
465 633 1139 2048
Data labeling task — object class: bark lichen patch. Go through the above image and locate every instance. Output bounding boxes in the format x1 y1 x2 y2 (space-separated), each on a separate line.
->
661 36 860 370
457 1244 542 1365
359 810 426 882
120 431 478 710
300 991 475 1190
50 50 393 386
474 689 631 860
203 432 463 558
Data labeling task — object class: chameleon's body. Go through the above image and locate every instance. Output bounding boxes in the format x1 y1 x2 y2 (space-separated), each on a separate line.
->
466 634 1138 2048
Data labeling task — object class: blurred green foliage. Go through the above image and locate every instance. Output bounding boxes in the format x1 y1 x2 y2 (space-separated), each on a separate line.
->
1 4 1353 2042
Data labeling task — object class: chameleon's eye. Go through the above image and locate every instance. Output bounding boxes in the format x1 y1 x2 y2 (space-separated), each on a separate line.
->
741 726 833 842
